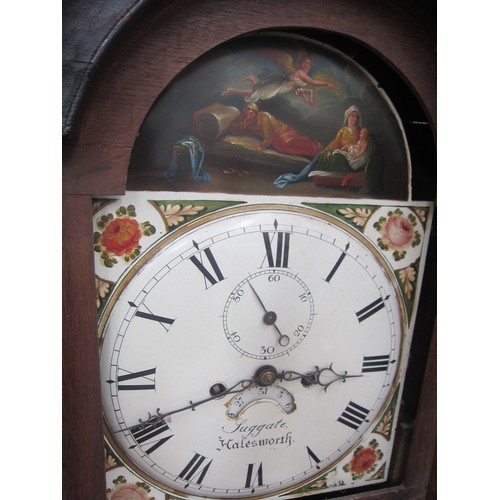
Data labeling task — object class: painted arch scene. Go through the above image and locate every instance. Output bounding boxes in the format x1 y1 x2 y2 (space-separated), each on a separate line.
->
128 32 410 200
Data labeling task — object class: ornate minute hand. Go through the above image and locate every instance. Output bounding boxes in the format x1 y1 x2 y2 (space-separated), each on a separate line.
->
117 378 254 434
254 364 363 392
119 363 362 434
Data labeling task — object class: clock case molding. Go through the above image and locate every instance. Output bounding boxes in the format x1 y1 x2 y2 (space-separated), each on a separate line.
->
62 1 436 499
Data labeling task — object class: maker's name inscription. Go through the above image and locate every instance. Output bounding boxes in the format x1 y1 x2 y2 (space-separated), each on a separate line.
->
217 418 293 451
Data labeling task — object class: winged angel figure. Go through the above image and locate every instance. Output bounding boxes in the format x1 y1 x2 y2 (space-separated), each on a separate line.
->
221 48 338 106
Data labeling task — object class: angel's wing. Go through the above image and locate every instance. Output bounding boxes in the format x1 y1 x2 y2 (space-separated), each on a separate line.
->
255 48 295 74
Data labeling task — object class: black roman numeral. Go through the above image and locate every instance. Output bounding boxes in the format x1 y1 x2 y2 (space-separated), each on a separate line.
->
306 446 321 469
128 301 175 331
337 401 370 430
190 241 224 287
130 417 174 455
324 243 350 283
355 296 389 322
116 368 156 391
362 355 391 373
262 221 290 268
179 453 213 485
245 462 263 489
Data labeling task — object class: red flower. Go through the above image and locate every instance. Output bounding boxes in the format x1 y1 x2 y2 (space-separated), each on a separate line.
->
349 447 378 474
383 215 413 250
101 217 142 256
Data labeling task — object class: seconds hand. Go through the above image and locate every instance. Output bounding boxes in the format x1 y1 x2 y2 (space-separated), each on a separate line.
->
247 279 290 346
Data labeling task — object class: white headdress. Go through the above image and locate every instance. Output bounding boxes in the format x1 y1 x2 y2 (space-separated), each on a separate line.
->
343 105 362 127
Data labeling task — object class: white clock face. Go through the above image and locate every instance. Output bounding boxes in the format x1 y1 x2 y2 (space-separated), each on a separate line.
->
100 205 405 499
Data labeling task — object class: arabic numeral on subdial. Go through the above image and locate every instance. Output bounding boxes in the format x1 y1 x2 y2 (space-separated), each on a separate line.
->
230 288 244 303
267 273 281 282
294 324 305 337
223 269 314 359
260 345 275 355
228 331 241 343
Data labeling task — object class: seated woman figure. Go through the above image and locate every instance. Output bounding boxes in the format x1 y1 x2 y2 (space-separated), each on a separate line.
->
308 126 369 178
274 104 371 188
313 105 369 173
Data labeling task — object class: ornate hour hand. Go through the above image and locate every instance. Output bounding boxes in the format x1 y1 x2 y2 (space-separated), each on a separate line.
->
120 363 362 434
280 364 363 391
256 364 363 391
247 279 290 347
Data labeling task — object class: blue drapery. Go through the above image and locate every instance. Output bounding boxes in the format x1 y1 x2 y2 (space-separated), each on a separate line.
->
165 136 212 183
273 154 321 188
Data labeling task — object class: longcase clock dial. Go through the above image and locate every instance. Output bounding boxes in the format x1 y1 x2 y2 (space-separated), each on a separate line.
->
98 201 420 499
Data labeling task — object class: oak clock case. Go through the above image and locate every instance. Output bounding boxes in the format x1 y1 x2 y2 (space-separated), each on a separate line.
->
96 195 432 499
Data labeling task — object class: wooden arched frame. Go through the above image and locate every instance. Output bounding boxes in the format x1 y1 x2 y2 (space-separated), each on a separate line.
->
62 1 436 499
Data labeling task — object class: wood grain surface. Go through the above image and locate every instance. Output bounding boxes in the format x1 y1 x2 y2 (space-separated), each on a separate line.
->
62 2 436 499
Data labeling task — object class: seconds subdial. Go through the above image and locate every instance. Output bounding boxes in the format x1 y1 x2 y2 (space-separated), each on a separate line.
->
223 269 315 359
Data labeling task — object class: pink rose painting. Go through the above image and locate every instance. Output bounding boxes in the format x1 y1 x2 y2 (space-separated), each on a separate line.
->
374 208 421 261
109 483 151 500
382 215 414 249
107 476 154 500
